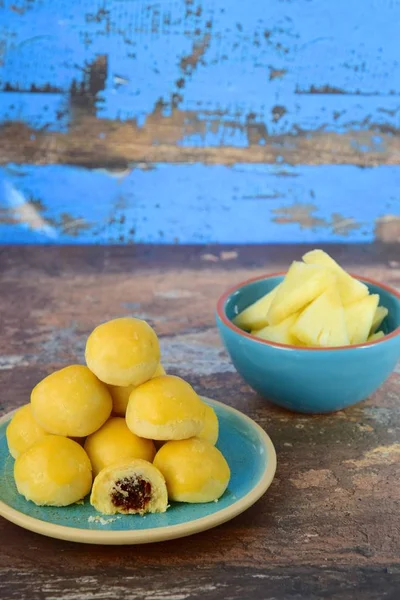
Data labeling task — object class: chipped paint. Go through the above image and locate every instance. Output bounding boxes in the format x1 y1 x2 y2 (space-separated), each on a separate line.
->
1 0 400 143
180 33 211 75
0 1 399 245
0 180 58 238
272 203 327 229
272 204 362 235
375 215 400 243
1 163 398 243
0 177 93 238
2 122 399 167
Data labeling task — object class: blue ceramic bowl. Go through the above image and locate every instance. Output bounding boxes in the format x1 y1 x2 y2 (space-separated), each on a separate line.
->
216 273 400 414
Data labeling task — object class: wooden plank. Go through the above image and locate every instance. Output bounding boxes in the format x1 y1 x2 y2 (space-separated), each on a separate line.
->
1 163 399 244
1 563 399 600
1 120 400 167
1 0 400 165
0 244 399 599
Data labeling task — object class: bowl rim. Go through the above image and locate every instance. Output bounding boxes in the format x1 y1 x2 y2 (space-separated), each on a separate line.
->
216 271 400 351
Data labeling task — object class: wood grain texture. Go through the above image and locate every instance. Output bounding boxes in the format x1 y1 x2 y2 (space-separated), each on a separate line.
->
0 244 399 599
1 118 400 168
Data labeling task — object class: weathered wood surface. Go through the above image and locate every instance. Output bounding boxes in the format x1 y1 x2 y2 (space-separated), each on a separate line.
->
1 0 400 145
0 244 399 599
1 164 400 244
1 0 400 244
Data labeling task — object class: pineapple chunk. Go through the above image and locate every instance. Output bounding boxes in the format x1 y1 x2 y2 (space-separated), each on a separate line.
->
368 330 385 342
303 249 368 305
267 261 335 325
345 294 379 344
233 284 280 331
253 313 301 346
370 305 388 334
291 286 349 347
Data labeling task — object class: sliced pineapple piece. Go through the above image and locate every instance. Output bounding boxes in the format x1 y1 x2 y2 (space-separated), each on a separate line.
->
344 294 379 344
253 313 302 346
303 249 368 305
370 305 388 334
233 284 280 331
267 261 335 325
291 286 349 347
368 330 385 342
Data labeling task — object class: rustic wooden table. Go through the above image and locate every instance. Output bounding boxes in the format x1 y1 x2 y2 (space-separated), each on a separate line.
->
0 243 399 599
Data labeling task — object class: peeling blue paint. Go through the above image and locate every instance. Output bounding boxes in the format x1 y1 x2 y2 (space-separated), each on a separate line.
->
1 1 399 245
0 91 69 131
0 163 399 244
1 0 400 141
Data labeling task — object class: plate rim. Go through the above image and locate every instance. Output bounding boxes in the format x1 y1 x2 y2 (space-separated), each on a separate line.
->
0 397 277 545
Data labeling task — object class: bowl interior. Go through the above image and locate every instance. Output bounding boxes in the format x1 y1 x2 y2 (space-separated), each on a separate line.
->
225 275 400 336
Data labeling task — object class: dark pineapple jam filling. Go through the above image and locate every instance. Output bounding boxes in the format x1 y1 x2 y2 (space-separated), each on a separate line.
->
111 476 152 512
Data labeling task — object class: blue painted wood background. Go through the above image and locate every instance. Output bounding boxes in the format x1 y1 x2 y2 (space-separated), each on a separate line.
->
0 0 399 244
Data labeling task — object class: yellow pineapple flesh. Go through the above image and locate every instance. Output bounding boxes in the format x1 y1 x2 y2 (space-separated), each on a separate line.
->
368 330 385 342
253 313 302 346
370 305 388 334
233 284 280 331
291 286 349 347
267 261 335 325
302 249 368 305
345 294 379 344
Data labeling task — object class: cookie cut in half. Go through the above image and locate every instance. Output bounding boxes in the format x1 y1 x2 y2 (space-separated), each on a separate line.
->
90 458 168 515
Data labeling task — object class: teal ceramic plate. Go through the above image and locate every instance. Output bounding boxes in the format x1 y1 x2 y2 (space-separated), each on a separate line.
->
0 398 276 545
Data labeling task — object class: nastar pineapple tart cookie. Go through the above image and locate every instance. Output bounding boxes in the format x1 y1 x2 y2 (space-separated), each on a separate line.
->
6 404 49 459
31 365 112 437
197 404 219 445
84 417 156 476
154 438 230 503
14 436 92 506
108 363 166 416
126 374 205 440
85 317 160 387
136 402 219 449
234 250 389 347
